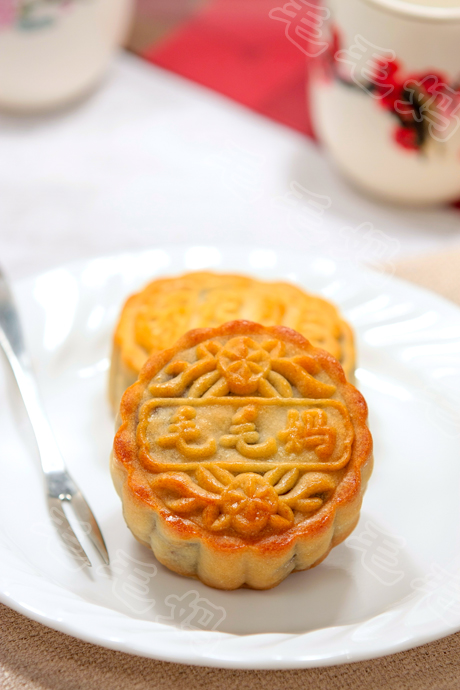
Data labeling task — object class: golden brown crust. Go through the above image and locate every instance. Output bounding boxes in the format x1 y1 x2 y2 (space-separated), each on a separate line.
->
109 272 356 411
112 321 372 590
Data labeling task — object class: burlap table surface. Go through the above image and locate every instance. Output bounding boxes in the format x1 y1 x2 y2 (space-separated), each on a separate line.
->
2 248 460 690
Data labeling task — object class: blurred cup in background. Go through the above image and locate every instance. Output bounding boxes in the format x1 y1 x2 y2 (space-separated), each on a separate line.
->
0 0 134 113
309 0 460 205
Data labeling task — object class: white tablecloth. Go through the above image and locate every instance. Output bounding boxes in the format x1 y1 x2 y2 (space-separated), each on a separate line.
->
0 52 459 281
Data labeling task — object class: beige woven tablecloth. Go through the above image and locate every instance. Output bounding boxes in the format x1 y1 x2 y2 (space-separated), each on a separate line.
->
2 248 460 690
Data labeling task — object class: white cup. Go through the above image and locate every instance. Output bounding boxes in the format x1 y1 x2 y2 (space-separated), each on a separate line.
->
309 0 460 205
0 0 133 113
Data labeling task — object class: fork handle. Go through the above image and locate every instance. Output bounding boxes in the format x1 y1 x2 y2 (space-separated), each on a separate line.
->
0 273 66 475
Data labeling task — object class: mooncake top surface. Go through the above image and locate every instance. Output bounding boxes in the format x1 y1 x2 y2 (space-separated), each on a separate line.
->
114 321 371 545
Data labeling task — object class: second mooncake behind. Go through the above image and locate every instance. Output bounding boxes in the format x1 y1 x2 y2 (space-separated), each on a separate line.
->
109 272 355 410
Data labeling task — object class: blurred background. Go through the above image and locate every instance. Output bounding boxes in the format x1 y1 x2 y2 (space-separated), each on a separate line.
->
128 0 315 135
1 0 460 280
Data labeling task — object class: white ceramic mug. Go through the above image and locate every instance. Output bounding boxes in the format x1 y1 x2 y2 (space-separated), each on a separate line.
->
0 0 133 113
309 0 460 205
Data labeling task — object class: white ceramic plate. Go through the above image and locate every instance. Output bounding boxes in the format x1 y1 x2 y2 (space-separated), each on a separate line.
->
1 245 460 669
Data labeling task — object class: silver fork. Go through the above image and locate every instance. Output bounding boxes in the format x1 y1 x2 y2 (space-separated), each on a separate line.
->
0 267 109 567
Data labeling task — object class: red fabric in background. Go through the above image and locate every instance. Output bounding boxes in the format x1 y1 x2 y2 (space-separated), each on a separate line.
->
143 0 315 137
140 0 460 208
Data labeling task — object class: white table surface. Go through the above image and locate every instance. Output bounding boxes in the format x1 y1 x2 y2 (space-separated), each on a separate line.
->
1 51 459 281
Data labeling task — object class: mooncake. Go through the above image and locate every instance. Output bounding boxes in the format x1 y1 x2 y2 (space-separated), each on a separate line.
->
109 272 355 411
111 321 372 590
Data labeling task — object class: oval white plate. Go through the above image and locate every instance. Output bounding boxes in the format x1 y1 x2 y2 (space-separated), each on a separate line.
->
1 245 460 669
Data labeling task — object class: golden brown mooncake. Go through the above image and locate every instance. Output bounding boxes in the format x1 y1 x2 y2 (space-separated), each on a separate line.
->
109 272 355 411
111 321 373 591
